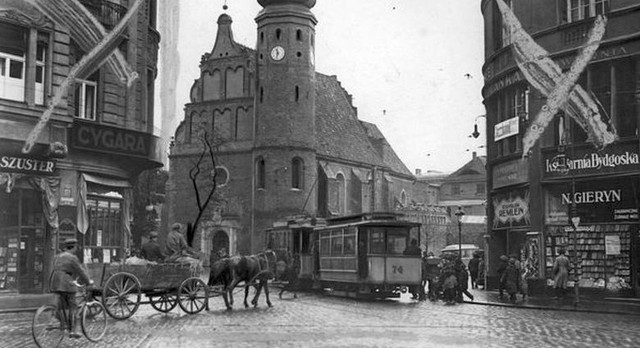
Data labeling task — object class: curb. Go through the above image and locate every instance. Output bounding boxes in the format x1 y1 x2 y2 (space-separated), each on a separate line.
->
0 307 39 314
465 299 640 316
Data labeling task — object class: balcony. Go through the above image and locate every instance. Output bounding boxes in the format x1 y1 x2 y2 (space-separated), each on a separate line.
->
79 0 127 30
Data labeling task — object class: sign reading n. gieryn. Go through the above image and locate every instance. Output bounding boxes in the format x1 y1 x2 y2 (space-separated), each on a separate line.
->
70 120 151 158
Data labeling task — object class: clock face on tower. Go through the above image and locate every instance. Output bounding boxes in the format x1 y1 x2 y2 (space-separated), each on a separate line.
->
270 46 285 61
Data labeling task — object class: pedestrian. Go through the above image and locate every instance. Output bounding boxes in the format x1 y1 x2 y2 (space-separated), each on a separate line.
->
165 222 197 262
423 252 441 302
440 255 457 305
497 255 509 299
509 253 523 299
50 238 94 338
468 251 481 289
476 255 486 289
455 257 472 302
503 258 521 303
552 248 571 299
140 231 165 262
403 239 422 300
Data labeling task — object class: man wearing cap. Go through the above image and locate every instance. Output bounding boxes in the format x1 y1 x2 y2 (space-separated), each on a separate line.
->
165 222 196 261
50 238 93 338
141 231 165 262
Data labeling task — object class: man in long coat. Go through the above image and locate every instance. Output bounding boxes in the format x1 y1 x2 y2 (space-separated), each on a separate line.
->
141 231 165 262
553 248 571 298
50 238 94 338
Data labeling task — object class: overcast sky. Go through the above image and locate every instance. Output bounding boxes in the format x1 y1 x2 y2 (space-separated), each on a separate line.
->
167 0 486 174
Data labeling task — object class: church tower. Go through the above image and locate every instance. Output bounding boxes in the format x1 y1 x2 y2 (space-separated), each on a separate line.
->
252 0 318 247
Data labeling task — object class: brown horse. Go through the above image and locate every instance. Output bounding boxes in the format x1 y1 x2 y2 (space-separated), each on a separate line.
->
210 250 277 310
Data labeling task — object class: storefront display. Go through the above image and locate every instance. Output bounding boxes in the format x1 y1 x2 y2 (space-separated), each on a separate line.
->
545 224 632 290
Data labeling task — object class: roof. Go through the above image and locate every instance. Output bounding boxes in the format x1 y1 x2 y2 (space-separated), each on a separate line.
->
314 73 386 169
359 121 413 176
446 154 487 181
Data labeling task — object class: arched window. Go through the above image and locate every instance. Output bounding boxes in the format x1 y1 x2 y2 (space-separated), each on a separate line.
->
295 85 299 102
276 28 282 40
401 190 407 206
260 87 264 103
256 158 266 189
260 31 264 44
292 157 303 189
296 29 302 41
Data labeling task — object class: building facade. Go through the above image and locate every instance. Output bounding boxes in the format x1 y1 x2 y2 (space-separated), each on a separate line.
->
0 0 161 294
167 0 423 259
482 0 640 296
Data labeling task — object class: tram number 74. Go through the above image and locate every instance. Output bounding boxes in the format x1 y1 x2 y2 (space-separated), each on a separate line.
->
392 265 404 274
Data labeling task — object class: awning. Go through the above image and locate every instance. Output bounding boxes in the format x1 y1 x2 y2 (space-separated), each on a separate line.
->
82 173 131 188
439 199 486 207
460 215 487 224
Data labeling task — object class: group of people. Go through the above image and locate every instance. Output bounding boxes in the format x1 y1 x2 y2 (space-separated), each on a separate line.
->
139 222 200 263
421 252 478 305
497 253 528 303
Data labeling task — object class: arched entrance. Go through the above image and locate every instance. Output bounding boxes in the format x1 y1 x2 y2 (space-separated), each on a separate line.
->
211 230 229 257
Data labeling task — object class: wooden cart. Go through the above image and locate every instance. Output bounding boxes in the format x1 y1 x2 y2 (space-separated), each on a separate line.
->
86 262 208 320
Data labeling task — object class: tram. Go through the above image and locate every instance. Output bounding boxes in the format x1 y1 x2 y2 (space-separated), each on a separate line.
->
314 212 422 298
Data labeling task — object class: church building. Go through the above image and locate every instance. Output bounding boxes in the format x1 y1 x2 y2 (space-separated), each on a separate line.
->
166 0 423 257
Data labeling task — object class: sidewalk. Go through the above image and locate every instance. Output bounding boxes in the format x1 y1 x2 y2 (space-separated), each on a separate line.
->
0 292 55 313
465 287 640 316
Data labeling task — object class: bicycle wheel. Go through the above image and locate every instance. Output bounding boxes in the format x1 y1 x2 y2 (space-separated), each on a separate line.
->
81 301 107 342
32 305 64 348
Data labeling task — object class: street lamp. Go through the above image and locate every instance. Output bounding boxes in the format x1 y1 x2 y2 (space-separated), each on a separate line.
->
454 207 465 258
470 115 486 139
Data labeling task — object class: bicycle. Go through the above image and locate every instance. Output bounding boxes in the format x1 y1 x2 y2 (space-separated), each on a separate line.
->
32 283 107 348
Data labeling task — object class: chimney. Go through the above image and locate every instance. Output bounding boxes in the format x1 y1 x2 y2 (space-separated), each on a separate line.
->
415 168 422 175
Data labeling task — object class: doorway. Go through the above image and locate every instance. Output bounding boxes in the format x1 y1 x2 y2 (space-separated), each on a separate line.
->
211 230 229 258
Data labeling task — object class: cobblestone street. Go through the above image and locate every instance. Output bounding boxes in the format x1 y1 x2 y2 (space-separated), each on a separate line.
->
5 290 640 348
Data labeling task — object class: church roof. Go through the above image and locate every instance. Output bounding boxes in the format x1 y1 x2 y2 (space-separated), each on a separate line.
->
314 73 413 177
315 73 384 168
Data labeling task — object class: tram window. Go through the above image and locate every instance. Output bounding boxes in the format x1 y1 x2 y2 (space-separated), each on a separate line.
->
387 228 408 255
320 231 330 256
344 233 355 255
331 230 343 254
369 228 385 254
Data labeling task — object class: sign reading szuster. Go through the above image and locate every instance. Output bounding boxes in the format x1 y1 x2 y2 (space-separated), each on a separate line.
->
70 119 151 158
0 155 56 175
542 142 640 178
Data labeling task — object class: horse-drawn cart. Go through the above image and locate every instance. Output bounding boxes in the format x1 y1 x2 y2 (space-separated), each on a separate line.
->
86 262 208 320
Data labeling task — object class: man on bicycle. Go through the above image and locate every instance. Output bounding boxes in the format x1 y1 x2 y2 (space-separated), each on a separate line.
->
50 238 93 338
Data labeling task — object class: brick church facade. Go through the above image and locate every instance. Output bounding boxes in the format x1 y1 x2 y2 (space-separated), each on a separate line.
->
166 0 427 258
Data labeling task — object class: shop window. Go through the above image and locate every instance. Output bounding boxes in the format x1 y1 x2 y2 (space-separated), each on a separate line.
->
291 157 303 189
74 71 98 120
85 193 123 263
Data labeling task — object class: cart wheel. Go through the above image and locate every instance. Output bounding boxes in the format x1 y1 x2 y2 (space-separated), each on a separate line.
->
32 305 64 348
102 272 141 320
178 277 208 314
149 293 178 313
